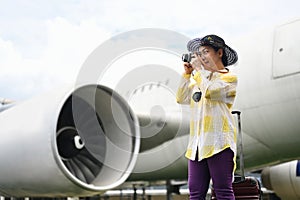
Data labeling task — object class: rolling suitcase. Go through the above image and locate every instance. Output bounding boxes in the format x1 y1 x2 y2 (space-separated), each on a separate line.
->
211 111 262 200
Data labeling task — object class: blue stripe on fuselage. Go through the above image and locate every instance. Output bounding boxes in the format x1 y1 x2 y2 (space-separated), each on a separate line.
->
297 160 300 176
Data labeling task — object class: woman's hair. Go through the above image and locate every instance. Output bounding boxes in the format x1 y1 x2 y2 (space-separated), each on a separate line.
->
207 45 228 66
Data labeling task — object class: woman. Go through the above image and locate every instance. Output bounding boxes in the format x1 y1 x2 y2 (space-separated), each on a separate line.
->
176 35 238 200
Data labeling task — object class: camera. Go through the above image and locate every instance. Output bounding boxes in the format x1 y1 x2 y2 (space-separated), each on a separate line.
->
192 91 202 102
182 53 195 63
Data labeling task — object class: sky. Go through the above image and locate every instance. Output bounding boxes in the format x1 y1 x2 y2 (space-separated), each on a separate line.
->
1 0 300 101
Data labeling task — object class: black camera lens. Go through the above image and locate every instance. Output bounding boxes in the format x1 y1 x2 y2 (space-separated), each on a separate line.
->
192 92 202 102
182 53 195 63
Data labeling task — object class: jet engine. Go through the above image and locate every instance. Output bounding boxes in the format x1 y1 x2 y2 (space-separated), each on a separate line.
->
261 160 300 200
0 84 140 197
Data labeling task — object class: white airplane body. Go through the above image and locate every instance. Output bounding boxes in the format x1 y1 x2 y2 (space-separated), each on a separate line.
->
0 19 300 199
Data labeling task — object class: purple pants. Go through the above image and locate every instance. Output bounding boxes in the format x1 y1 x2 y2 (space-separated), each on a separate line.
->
188 148 235 200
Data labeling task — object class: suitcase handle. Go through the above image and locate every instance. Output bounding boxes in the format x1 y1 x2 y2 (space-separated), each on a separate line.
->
231 111 241 115
231 111 245 181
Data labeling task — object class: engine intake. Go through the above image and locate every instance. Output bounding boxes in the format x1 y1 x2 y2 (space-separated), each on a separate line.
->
261 160 300 200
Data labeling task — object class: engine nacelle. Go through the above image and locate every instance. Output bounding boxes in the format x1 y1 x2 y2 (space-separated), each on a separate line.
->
261 160 300 200
0 84 140 197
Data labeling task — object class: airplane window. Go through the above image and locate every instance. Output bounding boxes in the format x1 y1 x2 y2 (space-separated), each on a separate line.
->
149 84 153 90
165 79 170 85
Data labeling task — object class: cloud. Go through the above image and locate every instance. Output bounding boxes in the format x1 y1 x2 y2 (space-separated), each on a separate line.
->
42 17 111 78
0 17 112 100
0 0 300 100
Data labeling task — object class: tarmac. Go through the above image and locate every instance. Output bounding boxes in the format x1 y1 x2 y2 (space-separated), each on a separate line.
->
97 187 281 200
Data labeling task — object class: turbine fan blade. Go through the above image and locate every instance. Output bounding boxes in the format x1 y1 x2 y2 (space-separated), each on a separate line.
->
77 149 102 176
72 157 95 184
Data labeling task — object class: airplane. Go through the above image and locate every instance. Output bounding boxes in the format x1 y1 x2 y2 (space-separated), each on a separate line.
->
0 18 300 200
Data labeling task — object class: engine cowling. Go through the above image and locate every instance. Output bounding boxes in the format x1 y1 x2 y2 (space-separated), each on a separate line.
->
0 84 140 197
261 160 300 200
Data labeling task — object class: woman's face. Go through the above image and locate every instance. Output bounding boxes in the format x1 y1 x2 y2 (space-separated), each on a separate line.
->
196 45 223 70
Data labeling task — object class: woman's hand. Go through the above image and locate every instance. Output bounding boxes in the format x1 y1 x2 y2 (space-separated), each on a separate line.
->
191 59 202 71
183 62 194 74
196 55 218 72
